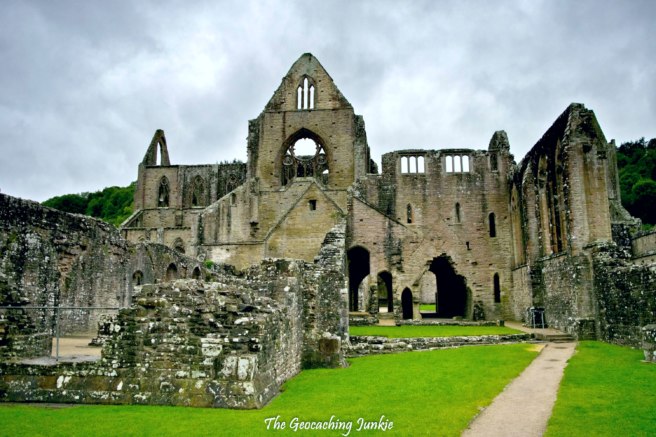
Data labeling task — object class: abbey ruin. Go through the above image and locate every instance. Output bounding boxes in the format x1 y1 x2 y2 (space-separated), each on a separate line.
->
2 53 655 407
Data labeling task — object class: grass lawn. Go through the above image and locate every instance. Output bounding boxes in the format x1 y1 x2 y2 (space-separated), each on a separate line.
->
546 341 656 436
349 324 522 338
419 304 436 312
0 344 538 436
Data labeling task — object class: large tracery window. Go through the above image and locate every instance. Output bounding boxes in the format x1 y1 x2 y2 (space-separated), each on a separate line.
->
282 136 329 186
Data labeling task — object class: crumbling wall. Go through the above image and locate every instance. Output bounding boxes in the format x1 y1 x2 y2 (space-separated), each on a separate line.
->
0 194 205 346
593 247 656 346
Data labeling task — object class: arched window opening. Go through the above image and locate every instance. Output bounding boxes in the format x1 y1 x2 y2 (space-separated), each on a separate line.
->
445 155 472 173
401 288 413 320
303 77 309 109
490 153 498 171
406 204 413 224
173 238 185 254
230 193 237 205
454 156 462 172
489 212 496 237
165 263 178 281
132 271 143 286
309 85 315 109
401 155 425 174
493 273 501 303
158 176 170 207
191 176 204 207
297 77 315 110
455 202 461 223
347 246 370 312
281 134 329 186
192 266 201 280
377 271 393 313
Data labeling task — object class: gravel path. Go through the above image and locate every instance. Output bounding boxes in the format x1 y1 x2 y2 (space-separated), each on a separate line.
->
462 342 576 437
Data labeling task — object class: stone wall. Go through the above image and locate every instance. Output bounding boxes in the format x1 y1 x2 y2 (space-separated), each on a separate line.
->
0 193 205 347
593 246 656 346
0 198 348 407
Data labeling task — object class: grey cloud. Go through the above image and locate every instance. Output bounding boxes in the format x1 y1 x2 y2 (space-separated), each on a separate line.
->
1 0 655 201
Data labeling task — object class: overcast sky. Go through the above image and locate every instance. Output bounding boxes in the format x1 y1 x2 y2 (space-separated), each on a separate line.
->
1 0 654 202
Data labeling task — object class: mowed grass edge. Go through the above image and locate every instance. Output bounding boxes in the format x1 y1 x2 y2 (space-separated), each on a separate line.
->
0 344 538 437
546 341 656 437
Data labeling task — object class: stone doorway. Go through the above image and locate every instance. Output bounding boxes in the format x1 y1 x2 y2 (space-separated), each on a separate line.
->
377 271 393 313
429 256 470 318
401 288 413 319
347 246 370 312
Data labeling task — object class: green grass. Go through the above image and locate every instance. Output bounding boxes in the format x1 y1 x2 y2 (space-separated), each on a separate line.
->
349 324 522 338
546 341 656 436
420 304 436 312
0 344 538 437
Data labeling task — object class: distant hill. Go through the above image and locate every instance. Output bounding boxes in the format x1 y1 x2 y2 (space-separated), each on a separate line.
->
42 182 135 227
616 138 656 229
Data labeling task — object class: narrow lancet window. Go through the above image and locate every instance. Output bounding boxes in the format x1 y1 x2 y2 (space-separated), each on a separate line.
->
158 176 170 207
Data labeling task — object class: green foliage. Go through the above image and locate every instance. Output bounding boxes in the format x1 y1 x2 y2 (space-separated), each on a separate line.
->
546 341 656 436
204 260 215 269
42 193 88 215
0 344 538 436
42 183 136 227
617 138 656 225
349 325 521 338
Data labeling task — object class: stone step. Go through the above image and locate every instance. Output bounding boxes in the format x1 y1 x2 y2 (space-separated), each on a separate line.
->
534 333 576 342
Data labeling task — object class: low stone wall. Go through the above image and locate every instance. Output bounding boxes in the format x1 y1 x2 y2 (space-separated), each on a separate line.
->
346 334 531 357
0 279 302 408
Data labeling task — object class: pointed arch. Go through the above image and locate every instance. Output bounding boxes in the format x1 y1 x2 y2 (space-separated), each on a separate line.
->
347 246 370 312
401 288 413 320
297 76 316 110
165 263 178 281
377 271 393 313
493 273 501 303
191 175 205 207
489 212 496 237
281 129 329 187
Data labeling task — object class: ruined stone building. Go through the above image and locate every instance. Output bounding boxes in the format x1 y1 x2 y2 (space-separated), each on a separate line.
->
1 53 655 407
120 53 655 339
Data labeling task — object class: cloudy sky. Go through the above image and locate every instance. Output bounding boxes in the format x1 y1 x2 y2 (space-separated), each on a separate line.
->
1 0 654 202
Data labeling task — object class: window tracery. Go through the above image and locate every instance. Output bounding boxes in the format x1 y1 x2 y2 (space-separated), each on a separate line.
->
281 137 329 186
158 176 170 207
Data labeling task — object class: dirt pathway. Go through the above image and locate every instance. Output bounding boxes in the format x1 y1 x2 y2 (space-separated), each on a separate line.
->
462 342 576 437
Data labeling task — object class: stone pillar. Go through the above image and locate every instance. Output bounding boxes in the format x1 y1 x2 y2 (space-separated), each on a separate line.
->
642 324 656 363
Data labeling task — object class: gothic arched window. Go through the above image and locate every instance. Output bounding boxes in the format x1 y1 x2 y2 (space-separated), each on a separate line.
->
191 176 204 207
281 135 328 186
158 176 170 207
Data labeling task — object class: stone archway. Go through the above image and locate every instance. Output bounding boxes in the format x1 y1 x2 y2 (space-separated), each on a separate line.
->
429 256 470 319
377 271 393 313
401 288 413 320
347 246 370 312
